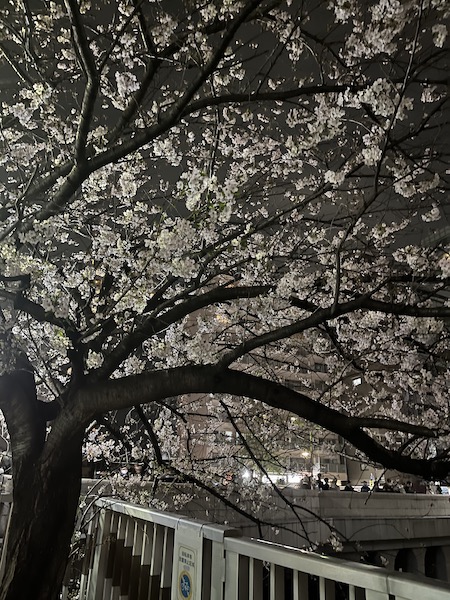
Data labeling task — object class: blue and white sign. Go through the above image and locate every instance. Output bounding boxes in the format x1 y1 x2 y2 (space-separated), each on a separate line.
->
179 570 192 599
172 527 201 600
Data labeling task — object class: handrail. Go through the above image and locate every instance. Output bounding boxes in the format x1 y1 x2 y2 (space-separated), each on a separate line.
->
224 536 450 599
76 498 450 600
95 497 242 542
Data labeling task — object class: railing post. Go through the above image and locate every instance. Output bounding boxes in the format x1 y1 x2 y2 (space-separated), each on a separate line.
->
137 521 154 599
293 571 308 600
86 508 112 600
79 515 96 600
149 524 164 598
110 513 126 599
128 519 144 600
249 557 264 599
103 510 120 600
160 527 174 600
171 520 203 600
119 514 134 600
271 564 285 599
210 539 227 600
224 550 239 600
319 576 335 600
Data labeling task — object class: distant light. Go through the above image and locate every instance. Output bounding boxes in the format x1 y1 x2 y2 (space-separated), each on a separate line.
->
352 377 362 387
242 469 251 480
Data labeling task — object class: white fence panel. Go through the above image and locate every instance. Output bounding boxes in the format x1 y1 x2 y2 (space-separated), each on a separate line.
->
0 489 450 599
74 499 450 600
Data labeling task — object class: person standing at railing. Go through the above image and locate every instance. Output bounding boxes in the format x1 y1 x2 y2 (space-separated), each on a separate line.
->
301 475 312 489
404 480 414 493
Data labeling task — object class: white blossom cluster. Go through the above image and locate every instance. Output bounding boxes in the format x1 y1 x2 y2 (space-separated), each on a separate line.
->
0 0 448 510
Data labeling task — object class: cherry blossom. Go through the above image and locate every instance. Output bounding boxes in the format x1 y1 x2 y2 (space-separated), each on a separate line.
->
0 1 448 597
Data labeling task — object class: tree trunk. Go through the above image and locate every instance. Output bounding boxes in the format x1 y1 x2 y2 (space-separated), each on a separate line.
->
0 434 83 600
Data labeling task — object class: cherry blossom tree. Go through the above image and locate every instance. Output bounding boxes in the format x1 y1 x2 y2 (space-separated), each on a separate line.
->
0 0 449 597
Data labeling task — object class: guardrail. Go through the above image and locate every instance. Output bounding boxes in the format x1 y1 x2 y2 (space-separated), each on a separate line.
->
76 497 450 600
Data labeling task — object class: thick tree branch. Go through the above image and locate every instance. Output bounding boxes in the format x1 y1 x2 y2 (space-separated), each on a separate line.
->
0 289 78 338
215 293 450 369
219 295 372 368
92 284 271 380
360 298 450 318
63 0 99 162
70 365 449 480
0 370 45 469
181 83 367 117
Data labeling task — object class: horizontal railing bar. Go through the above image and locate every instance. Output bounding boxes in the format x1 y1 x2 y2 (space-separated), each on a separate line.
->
95 498 241 542
224 538 389 590
386 572 450 599
223 537 450 597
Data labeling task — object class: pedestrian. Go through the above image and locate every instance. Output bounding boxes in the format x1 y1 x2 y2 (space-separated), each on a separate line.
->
404 480 414 493
383 478 393 492
301 475 312 489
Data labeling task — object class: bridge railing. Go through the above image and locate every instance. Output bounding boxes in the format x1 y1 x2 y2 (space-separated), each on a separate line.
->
76 497 450 600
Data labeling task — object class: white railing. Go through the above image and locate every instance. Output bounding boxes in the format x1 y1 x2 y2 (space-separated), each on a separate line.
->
76 497 450 600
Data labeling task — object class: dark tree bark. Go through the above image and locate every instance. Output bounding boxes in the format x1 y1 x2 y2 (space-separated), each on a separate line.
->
0 438 83 600
0 371 84 600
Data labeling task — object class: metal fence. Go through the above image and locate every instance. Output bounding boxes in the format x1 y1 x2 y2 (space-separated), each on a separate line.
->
75 497 450 600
